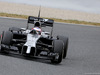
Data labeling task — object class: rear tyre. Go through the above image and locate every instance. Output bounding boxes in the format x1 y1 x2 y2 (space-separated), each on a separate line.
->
1 31 13 52
57 35 69 59
51 40 63 64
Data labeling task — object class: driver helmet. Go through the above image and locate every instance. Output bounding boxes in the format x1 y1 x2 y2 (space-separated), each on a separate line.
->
32 27 41 35
32 22 42 35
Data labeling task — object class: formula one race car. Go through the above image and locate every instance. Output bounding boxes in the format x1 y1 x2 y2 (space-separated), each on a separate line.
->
0 16 68 64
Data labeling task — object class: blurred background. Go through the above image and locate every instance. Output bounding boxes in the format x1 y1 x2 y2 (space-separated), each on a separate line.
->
0 0 100 14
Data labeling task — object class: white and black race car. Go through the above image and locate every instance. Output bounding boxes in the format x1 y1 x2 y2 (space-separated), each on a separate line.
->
0 16 68 64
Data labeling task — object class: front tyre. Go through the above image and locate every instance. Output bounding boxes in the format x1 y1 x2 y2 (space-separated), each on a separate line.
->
1 31 13 52
57 35 69 59
51 40 63 64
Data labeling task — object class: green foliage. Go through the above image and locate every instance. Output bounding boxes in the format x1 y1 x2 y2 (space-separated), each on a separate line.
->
0 12 100 26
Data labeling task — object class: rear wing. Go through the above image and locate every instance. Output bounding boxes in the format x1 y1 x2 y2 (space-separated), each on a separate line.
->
28 16 54 27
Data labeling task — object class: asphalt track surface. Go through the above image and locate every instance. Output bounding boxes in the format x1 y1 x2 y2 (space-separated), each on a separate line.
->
0 17 100 75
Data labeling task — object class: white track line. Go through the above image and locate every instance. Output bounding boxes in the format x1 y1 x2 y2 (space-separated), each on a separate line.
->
0 16 100 27
0 16 27 20
56 22 100 27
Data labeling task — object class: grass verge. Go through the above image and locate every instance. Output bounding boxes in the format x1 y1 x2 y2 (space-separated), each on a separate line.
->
0 12 100 26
